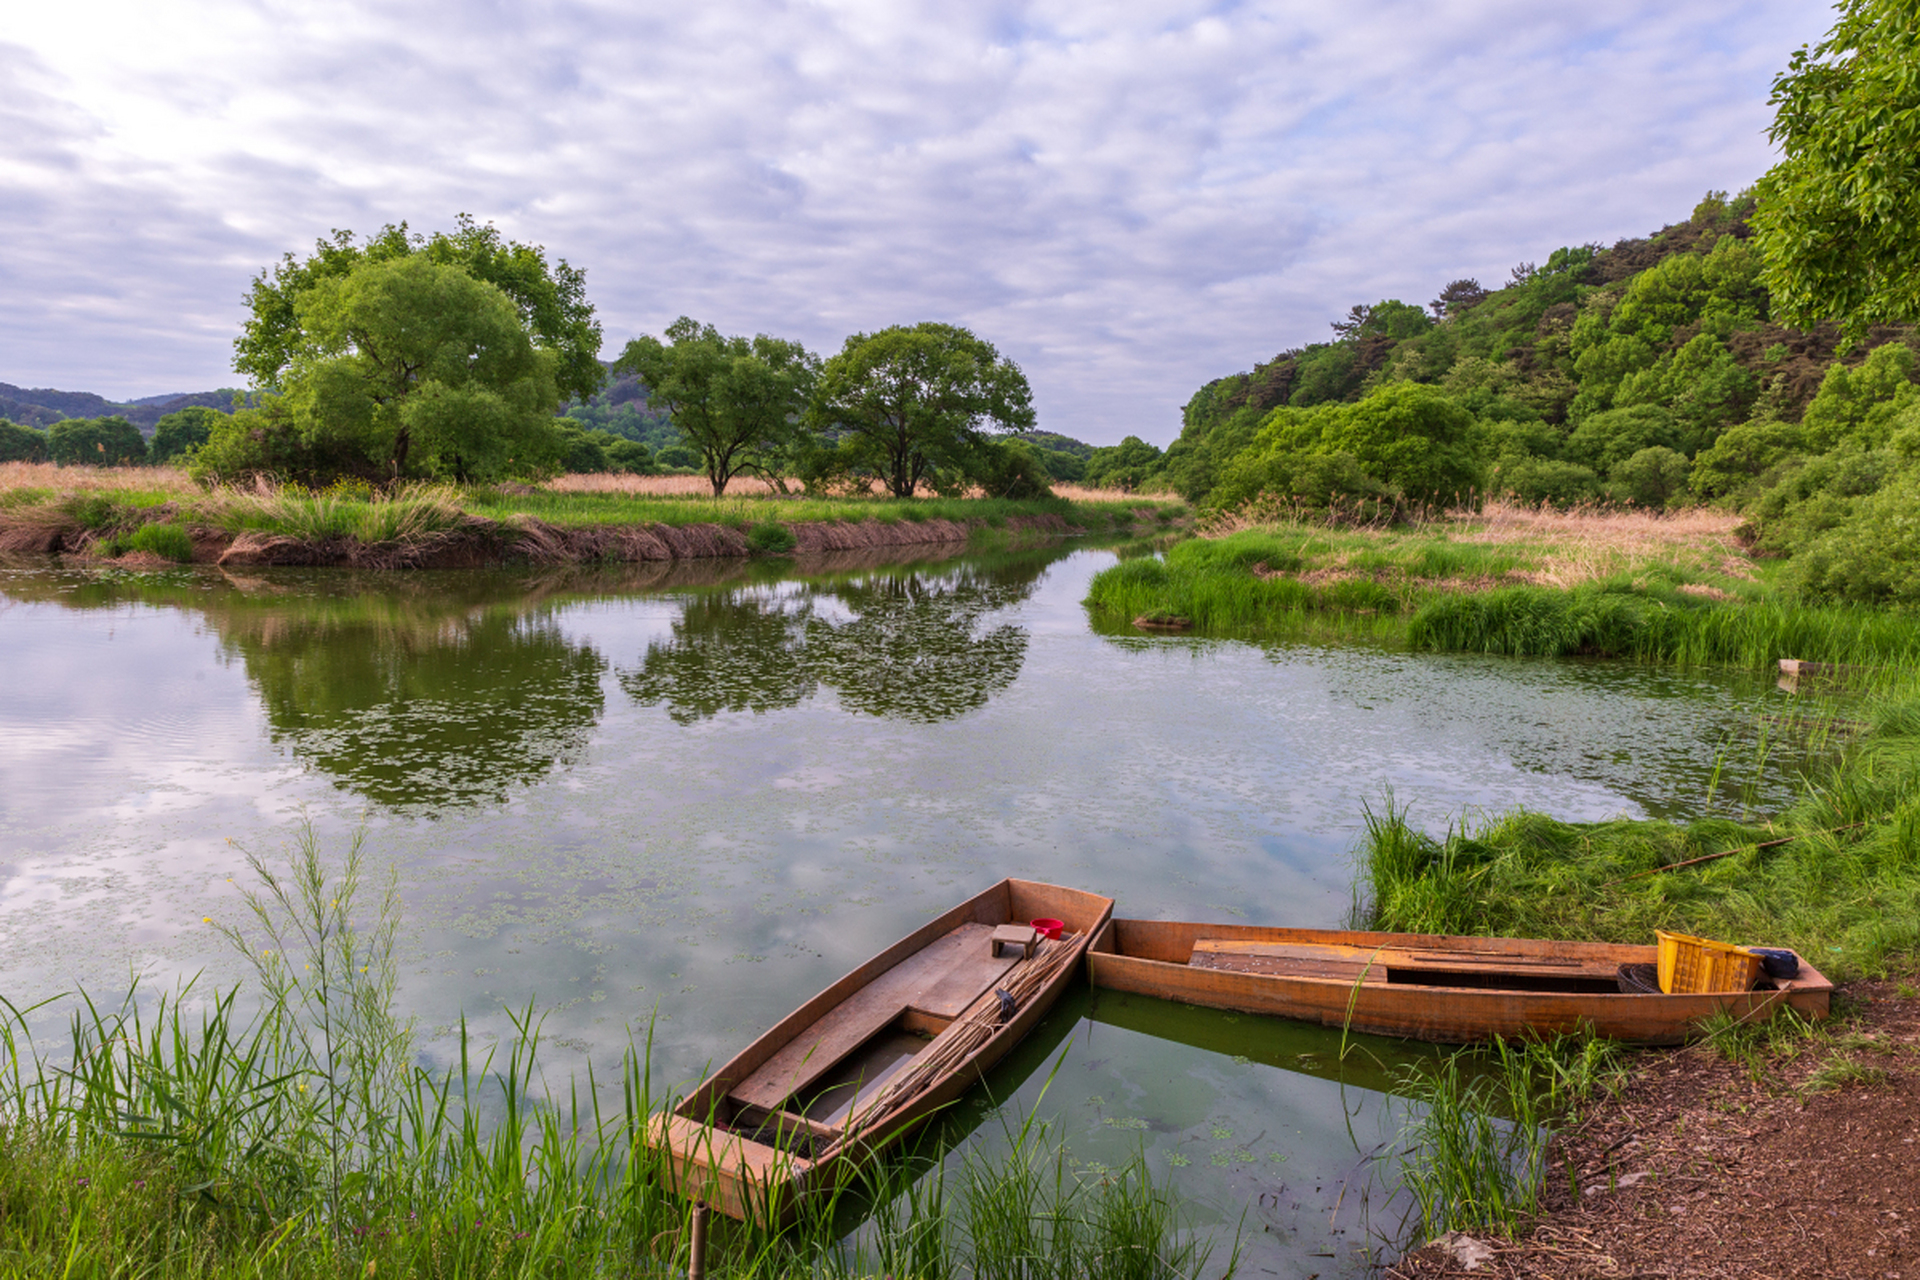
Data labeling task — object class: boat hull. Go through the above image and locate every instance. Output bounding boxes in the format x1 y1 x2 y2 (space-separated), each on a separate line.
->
658 879 1114 1221
1087 919 1831 1045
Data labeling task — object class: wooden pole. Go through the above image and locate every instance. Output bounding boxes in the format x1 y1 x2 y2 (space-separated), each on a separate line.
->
1601 822 1864 886
689 1202 708 1280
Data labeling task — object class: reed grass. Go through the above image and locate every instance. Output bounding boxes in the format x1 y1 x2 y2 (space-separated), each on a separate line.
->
1393 1035 1623 1240
204 483 472 544
0 825 1229 1279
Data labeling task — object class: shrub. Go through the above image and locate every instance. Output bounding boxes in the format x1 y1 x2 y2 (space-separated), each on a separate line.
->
1491 456 1601 507
0 419 50 463
1607 445 1692 508
149 406 223 464
1787 472 1920 608
117 523 195 562
747 521 797 554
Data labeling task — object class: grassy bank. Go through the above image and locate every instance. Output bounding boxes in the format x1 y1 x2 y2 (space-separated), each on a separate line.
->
1352 680 1920 977
1362 685 1920 1243
0 829 1227 1279
0 463 1185 565
1085 503 1920 671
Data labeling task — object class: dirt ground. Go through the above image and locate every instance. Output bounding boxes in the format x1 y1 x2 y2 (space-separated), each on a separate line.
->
1388 976 1920 1280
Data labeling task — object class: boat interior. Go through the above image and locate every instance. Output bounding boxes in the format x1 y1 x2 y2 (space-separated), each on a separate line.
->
681 881 1109 1160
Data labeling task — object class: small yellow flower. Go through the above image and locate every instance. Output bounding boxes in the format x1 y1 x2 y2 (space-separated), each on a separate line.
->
203 917 212 924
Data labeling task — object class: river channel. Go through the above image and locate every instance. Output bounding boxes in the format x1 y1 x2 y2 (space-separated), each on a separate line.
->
0 540 1817 1274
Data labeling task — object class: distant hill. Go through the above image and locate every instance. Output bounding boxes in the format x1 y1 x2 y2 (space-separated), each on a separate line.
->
0 383 242 433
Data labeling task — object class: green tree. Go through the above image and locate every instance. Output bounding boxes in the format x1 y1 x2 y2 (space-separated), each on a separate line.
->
1753 0 1920 333
200 256 563 483
809 322 1036 498
48 416 147 467
1609 446 1693 508
0 420 49 463
612 318 818 495
150 405 223 464
1084 436 1165 491
1800 340 1920 449
236 214 602 403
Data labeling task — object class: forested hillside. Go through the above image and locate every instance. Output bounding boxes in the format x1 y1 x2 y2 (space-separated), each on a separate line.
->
0 383 242 431
1123 190 1920 606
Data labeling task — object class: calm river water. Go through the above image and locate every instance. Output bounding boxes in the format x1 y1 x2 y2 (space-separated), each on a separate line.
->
0 542 1808 1274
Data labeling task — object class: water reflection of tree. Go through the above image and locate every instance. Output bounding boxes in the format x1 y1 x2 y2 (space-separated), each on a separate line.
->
234 608 605 808
621 558 1044 724
620 592 816 725
2 568 608 809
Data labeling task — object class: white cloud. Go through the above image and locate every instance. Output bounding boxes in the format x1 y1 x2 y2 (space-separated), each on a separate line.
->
1 0 1832 440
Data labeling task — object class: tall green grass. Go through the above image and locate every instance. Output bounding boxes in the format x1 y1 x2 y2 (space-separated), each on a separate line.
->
1408 586 1920 669
1393 1034 1622 1240
0 826 1228 1279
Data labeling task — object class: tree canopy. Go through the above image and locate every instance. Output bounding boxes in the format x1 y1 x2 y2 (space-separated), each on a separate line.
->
199 256 563 483
1752 0 1920 333
150 405 223 464
808 323 1035 498
235 215 602 404
48 416 146 467
612 318 818 495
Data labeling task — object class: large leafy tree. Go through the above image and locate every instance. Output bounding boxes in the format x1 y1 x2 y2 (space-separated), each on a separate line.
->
201 256 562 482
235 214 602 403
1753 0 1920 332
809 322 1036 498
613 318 818 495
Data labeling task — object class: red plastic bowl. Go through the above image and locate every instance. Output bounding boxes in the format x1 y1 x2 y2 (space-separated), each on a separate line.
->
1030 917 1065 940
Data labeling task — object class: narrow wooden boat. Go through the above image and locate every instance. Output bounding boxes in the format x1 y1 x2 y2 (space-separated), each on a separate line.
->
1087 920 1831 1045
654 879 1114 1221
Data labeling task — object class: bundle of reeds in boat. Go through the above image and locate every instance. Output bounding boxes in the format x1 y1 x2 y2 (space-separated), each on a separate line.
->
843 932 1081 1132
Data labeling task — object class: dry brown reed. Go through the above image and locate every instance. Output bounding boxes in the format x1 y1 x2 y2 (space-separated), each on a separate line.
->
1450 500 1753 589
543 473 1160 503
0 461 199 496
545 472 781 496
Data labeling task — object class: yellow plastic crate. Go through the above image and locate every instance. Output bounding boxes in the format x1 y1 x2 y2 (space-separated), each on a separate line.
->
1656 930 1763 994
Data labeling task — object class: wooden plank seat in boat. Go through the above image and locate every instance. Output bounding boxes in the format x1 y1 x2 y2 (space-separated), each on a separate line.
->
1187 938 1625 985
729 922 1019 1114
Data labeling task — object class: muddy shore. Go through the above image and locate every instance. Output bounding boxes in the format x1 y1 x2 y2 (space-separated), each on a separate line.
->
1389 975 1920 1280
0 510 1081 569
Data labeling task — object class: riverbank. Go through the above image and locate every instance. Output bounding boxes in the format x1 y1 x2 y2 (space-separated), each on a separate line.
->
1085 502 1920 671
0 463 1184 568
1354 647 1920 1273
1389 972 1920 1279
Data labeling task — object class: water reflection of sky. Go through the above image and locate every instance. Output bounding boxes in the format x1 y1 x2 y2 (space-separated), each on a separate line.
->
0 548 1818 1273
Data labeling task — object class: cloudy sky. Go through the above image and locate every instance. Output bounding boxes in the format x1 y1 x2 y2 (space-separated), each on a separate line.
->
5 0 1831 444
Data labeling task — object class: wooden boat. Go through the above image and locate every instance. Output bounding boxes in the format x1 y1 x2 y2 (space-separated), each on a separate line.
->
654 879 1114 1221
1087 920 1832 1045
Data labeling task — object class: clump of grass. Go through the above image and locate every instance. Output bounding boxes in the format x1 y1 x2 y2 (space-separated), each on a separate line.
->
1395 1034 1623 1241
99 522 195 562
208 482 469 545
747 521 797 554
